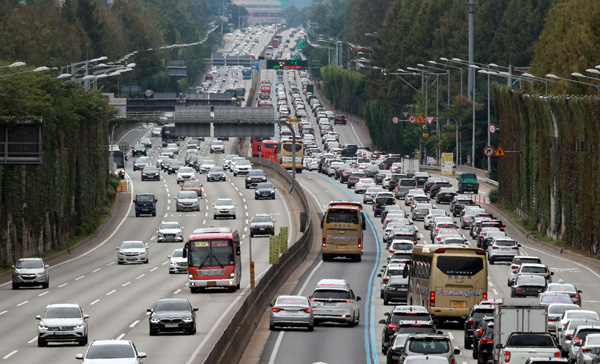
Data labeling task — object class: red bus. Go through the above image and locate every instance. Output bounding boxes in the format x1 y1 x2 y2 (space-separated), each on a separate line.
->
251 137 271 157
183 227 241 293
258 101 273 108
261 140 279 162
261 85 271 93
271 39 280 48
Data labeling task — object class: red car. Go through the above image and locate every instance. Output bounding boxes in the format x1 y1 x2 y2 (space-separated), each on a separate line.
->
181 180 203 198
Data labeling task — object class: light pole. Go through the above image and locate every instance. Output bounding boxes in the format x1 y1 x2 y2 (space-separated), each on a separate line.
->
0 66 52 79
546 73 600 93
469 64 478 168
478 69 495 175
466 0 476 101
435 59 464 97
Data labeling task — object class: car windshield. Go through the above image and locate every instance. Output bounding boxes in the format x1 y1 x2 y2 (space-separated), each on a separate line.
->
256 183 273 189
172 249 183 258
143 167 158 172
216 199 233 206
184 181 201 187
16 260 43 268
86 344 135 359
154 300 190 312
178 191 198 199
121 241 144 249
136 157 149 163
276 297 308 306
312 290 350 300
252 215 272 223
408 338 450 354
43 306 81 318
179 167 194 173
137 195 154 202
249 170 265 176
160 223 180 230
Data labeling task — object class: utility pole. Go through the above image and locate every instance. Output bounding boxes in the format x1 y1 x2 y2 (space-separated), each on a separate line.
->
467 0 476 101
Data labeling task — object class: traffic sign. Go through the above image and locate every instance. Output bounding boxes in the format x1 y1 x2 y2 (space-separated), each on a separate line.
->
408 116 416 124
493 145 506 157
489 124 497 134
483 146 495 157
318 80 324 85
118 142 129 153
416 114 426 124
402 111 410 119
286 118 300 123
425 116 435 125
422 132 429 138
392 116 400 124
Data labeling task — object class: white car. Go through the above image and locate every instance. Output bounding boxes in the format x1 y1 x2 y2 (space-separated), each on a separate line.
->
405 189 426 206
151 127 162 137
213 198 237 219
176 167 196 183
354 178 376 194
157 221 183 242
424 209 449 229
210 140 225 153
117 241 149 264
223 154 238 169
168 248 187 274
76 340 146 363
232 159 251 176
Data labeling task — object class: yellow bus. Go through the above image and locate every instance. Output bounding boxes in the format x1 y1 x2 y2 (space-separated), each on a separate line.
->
280 140 303 173
407 245 488 322
321 201 366 262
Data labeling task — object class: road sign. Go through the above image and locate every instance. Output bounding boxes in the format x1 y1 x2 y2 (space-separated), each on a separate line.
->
489 124 497 134
425 116 435 125
416 114 426 124
392 116 400 124
318 80 324 85
422 133 429 138
402 111 410 119
408 116 416 124
118 142 129 153
286 118 300 123
483 146 495 157
493 145 506 157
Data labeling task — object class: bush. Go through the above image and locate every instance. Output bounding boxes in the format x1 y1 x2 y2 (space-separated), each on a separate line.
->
488 188 499 203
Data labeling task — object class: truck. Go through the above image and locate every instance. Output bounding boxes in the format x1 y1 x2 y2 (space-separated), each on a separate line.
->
493 298 549 363
133 192 157 217
458 173 480 193
497 332 561 364
401 157 419 177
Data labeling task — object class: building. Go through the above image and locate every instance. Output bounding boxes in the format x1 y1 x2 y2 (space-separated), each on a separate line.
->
233 0 284 25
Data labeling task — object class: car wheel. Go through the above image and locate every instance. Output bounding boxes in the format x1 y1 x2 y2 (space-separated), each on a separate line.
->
37 338 47 347
472 345 479 359
464 335 472 349
269 324 277 331
12 282 18 290
213 215 217 220
79 337 88 346
250 232 254 237
152 212 156 217
149 330 158 336
348 317 356 327
233 215 236 219
307 325 314 332
383 299 389 305
135 212 140 217
169 271 174 274
42 280 49 289
144 259 149 264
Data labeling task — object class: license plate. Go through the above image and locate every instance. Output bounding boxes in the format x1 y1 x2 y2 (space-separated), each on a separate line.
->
337 245 346 249
451 301 466 308
53 332 69 335
165 324 179 328
207 281 217 287
260 228 266 230
324 302 337 306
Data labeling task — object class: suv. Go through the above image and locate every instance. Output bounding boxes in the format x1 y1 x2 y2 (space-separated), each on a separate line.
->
12 258 49 289
373 192 395 217
309 279 361 327
395 178 418 199
36 303 89 347
131 143 146 157
400 334 460 363
462 300 501 348
213 198 236 219
245 169 267 188
249 214 275 237
134 192 157 217
507 256 543 286
174 191 200 212
156 221 183 242
334 114 348 125
207 166 226 182
379 305 433 354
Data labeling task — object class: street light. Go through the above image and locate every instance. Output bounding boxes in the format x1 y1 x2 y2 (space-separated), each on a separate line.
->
0 61 26 69
546 73 600 92
435 59 464 97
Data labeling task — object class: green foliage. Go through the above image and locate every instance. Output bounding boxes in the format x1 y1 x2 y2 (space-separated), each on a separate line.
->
488 188 498 203
319 65 365 115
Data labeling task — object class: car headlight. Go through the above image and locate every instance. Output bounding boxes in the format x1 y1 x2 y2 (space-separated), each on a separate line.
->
39 324 48 330
188 274 194 279
182 317 194 323
150 318 160 324
229 272 235 278
74 324 85 330
255 190 260 195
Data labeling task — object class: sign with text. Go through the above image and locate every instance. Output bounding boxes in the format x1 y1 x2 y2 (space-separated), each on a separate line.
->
441 153 453 175
269 235 279 264
279 227 288 254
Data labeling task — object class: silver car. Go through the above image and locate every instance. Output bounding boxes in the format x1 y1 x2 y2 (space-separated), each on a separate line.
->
157 221 183 242
309 279 361 327
117 241 149 264
76 340 146 363
213 198 236 219
547 303 580 332
12 257 49 289
576 333 600 364
400 334 460 363
174 191 200 212
412 203 433 221
269 295 314 331
546 279 583 306
168 248 187 274
176 167 196 183
37 303 89 347
487 238 520 264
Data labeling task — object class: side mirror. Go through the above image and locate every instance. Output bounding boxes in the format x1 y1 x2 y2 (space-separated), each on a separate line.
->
356 296 362 301
133 200 137 203
45 265 50 268
138 353 147 359
154 199 157 203
438 330 444 334
193 307 199 312
460 314 468 320
116 247 120 250
146 308 152 313
83 314 90 319
550 271 554 275
36 315 41 320
167 255 172 259
377 273 382 277
11 265 15 269
268 303 273 307
379 319 386 324
76 354 84 360
495 344 503 349
453 347 461 355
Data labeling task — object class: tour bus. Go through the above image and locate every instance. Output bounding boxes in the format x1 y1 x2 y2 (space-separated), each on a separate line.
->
251 136 271 157
407 244 488 322
183 227 241 293
321 201 366 262
235 86 246 102
241 67 252 80
260 140 279 162
280 140 303 173
258 101 273 108
161 123 179 146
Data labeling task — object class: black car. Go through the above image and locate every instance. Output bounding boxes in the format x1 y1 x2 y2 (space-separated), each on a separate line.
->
429 180 453 198
451 197 478 216
334 115 348 125
131 143 146 157
207 166 226 182
340 168 355 184
347 172 366 188
461 300 500 348
435 187 457 204
379 306 434 354
148 298 197 335
382 275 409 305
255 182 276 200
141 166 160 181
388 174 409 191
475 322 494 364
133 157 150 171
374 193 395 217
245 169 267 188
472 315 494 359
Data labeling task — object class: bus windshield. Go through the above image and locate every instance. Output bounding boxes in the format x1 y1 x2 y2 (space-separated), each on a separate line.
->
189 239 234 267
436 256 484 276
326 208 359 224
282 143 303 152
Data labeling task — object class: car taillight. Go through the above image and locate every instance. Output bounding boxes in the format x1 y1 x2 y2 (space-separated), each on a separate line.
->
511 265 519 270
383 277 389 283
483 292 487 300
272 307 284 312
435 228 440 231
358 238 362 248
554 351 561 357
301 308 313 313
482 338 494 344
389 249 394 253
546 275 551 279
346 300 351 303
322 238 326 247
549 317 558 321
574 337 581 344
492 246 499 249
566 334 572 339
388 324 397 330
468 318 474 328
500 227 504 230
430 291 435 307
574 294 580 298
504 350 511 363
464 217 468 221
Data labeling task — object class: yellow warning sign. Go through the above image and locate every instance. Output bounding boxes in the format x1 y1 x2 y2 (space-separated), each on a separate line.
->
416 114 426 124
493 145 506 157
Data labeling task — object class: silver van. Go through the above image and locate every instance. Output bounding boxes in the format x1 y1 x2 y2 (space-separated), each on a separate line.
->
395 178 418 199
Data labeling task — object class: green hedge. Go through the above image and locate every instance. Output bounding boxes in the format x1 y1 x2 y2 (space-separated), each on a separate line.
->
0 73 111 265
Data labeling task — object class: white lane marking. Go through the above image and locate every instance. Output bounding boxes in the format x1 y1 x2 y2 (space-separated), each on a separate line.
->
106 290 116 296
0 311 8 316
447 332 454 340
489 282 494 287
492 289 498 295
523 245 600 279
92 268 101 273
58 283 68 288
238 192 243 197
150 236 155 241
122 282 131 287
116 333 126 340
16 300 28 307
75 275 85 280
167 193 170 198
150 267 158 272
242 198 246 203
174 288 182 294
164 214 168 218
268 331 285 364
129 320 140 328
27 337 37 344
167 205 170 210
244 205 248 210
90 299 100 305
107 262 116 266
2 350 18 359
38 291 49 297
136 274 145 279
349 122 364 146
161 261 169 265
165 188 169 193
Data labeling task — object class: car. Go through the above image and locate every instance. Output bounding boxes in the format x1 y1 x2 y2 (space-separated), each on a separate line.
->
76 340 146 363
374 192 396 217
364 187 385 204
379 305 433 354
151 127 162 137
139 137 152 148
399 334 460 363
213 198 236 219
176 166 196 183
511 274 547 297
309 279 361 326
210 140 225 153
559 319 600 358
545 279 583 306
181 180 203 198
405 189 426 206
117 241 149 264
250 214 275 237
558 312 600 339
255 182 276 200
131 143 146 157
424 209 448 229
168 160 185 175
378 263 409 298
507 256 543 286
472 315 495 360
382 275 409 305
168 248 187 274
516 263 554 283
269 295 314 331
148 298 197 335
140 166 160 181
198 159 217 174
400 355 449 364
487 238 520 264
412 203 433 221
245 169 268 188
567 324 600 363
36 303 89 347
474 321 495 364
576 333 600 364
435 187 457 204
462 299 501 348
547 303 581 332
232 159 252 176
207 166 227 181
133 157 150 171
12 257 49 289
174 190 200 212
156 221 183 242
539 292 573 306
355 178 376 194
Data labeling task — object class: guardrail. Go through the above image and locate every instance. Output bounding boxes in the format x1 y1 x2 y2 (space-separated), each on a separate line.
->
201 157 313 364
